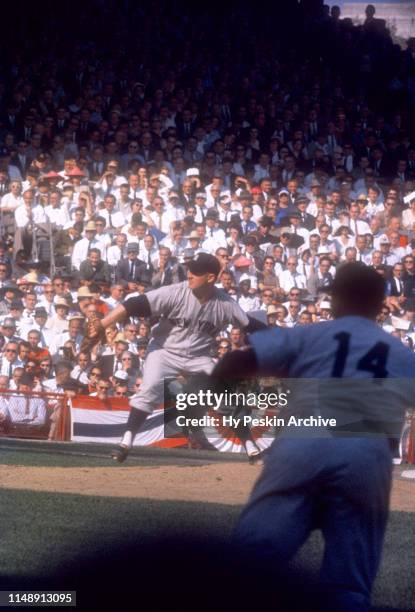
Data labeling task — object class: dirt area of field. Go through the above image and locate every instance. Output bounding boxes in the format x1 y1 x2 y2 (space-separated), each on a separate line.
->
1 463 415 511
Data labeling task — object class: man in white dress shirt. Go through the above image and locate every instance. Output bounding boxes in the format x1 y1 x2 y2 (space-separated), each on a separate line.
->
71 220 106 271
278 257 307 295
348 204 370 237
100 194 125 232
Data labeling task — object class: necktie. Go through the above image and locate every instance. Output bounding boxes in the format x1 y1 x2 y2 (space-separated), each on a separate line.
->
114 359 122 373
108 213 113 228
147 252 153 272
130 261 135 279
210 228 214 237
8 362 12 378
353 220 358 236
158 214 162 230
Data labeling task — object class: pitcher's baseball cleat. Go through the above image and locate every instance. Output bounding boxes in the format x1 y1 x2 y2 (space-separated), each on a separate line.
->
111 445 129 463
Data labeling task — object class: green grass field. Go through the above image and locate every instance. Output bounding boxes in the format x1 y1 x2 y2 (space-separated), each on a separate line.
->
1 438 414 611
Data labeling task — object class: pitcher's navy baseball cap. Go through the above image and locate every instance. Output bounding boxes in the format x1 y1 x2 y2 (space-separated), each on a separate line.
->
187 253 221 277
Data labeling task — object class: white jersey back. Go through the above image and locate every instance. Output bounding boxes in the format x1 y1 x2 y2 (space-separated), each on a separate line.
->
250 317 415 436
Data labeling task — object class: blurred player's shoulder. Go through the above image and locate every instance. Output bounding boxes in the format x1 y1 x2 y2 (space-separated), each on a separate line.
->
292 315 415 377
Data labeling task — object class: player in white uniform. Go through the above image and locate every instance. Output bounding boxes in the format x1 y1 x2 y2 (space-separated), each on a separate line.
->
90 253 263 462
212 263 415 611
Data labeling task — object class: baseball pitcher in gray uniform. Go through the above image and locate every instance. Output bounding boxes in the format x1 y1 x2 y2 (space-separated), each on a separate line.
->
90 253 264 462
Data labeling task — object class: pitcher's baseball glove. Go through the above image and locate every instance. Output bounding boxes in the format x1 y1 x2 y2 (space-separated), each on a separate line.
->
80 312 106 353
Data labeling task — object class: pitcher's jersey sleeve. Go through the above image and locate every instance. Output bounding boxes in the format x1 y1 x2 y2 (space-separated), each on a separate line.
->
144 282 187 317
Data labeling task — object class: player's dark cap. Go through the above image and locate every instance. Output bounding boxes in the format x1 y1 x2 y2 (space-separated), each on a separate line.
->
187 253 221 277
328 262 385 316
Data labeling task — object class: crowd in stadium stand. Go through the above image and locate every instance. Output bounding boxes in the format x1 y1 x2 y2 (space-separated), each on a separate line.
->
0 0 414 415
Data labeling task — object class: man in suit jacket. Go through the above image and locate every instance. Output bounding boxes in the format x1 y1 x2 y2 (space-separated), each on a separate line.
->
295 196 316 231
79 248 111 284
151 247 182 288
386 262 406 299
98 338 129 379
10 142 31 178
115 243 146 283
306 256 334 298
175 109 196 140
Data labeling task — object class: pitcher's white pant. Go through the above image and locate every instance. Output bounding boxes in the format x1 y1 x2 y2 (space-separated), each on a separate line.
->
129 348 215 414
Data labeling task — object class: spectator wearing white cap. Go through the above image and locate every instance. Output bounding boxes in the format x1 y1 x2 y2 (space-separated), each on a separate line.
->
402 194 415 231
237 275 260 313
46 297 70 334
378 236 400 266
318 299 333 321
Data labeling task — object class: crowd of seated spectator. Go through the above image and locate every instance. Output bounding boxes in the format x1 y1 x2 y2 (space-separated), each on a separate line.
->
0 1 414 407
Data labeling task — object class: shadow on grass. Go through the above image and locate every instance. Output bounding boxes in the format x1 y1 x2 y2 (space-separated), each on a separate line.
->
0 488 414 611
